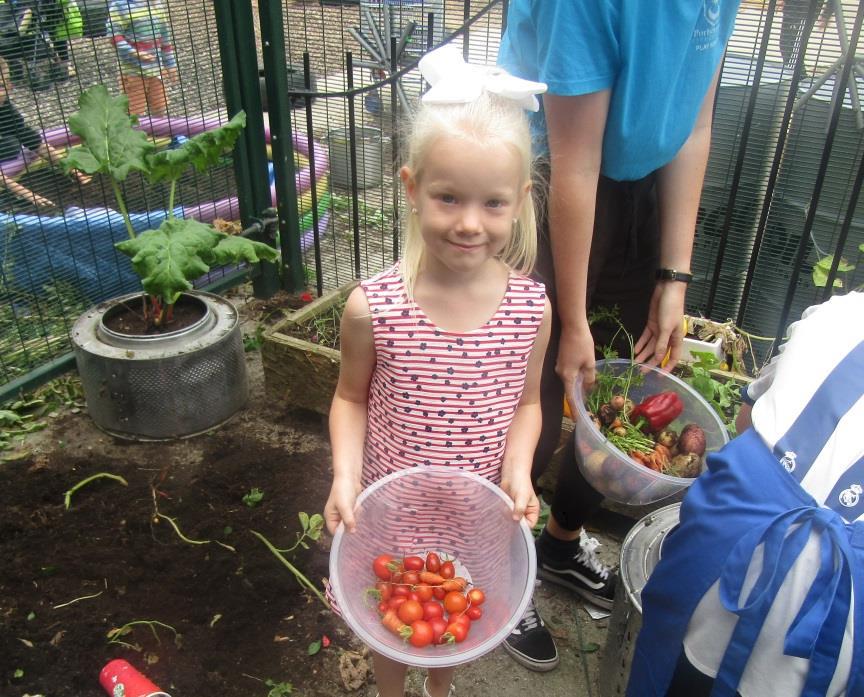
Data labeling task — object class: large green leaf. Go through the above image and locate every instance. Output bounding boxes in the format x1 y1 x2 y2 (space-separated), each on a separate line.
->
116 218 278 305
146 112 247 184
63 85 154 182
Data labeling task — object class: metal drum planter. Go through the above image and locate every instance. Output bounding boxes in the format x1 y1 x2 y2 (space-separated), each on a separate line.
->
599 503 681 697
72 291 248 440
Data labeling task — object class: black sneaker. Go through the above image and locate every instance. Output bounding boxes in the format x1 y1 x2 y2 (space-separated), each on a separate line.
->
502 598 559 672
537 529 617 609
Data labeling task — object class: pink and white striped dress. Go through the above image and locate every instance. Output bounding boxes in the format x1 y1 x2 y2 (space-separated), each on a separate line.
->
360 264 546 488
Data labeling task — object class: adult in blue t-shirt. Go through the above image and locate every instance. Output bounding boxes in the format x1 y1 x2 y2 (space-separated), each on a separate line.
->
497 0 741 673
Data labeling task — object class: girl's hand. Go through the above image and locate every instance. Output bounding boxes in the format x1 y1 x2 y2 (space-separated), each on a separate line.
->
323 475 361 535
633 282 687 370
500 474 540 528
73 169 92 186
32 193 56 209
557 323 597 396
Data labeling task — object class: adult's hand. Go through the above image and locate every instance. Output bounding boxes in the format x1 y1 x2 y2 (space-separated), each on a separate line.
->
557 323 597 400
633 281 687 370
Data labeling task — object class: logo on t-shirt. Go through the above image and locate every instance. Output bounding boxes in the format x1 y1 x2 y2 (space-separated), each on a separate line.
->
779 451 797 473
694 0 721 51
839 484 862 508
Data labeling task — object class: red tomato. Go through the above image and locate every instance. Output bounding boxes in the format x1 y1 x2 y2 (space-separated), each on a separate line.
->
378 601 389 614
444 591 468 615
425 552 441 573
409 619 434 647
467 588 485 606
408 591 421 602
444 620 469 643
432 586 446 601
449 613 471 629
430 617 448 644
414 583 433 603
387 596 407 610
373 554 396 581
397 599 424 624
376 581 392 601
402 571 420 586
440 560 455 579
392 585 410 598
403 555 425 571
466 606 483 621
422 601 444 621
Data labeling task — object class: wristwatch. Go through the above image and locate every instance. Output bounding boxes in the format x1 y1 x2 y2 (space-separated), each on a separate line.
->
655 268 693 284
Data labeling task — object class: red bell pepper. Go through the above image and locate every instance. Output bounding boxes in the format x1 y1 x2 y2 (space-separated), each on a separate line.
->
630 391 683 433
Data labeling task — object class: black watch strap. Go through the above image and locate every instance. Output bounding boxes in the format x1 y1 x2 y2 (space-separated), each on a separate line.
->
655 268 693 283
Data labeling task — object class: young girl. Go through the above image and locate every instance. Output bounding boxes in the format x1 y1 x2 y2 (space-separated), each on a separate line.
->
324 46 549 697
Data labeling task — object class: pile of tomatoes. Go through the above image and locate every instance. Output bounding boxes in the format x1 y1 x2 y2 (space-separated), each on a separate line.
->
369 551 486 648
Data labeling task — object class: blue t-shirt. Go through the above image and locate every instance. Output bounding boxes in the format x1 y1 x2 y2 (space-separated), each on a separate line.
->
498 0 741 181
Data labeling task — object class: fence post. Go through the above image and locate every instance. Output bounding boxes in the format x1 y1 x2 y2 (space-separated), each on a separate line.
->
259 0 306 293
213 0 280 297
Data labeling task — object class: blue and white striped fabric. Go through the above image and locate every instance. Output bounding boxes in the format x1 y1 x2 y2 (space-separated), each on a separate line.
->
749 292 864 523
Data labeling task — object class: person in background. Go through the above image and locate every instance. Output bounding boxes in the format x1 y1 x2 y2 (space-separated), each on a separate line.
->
630 291 864 696
497 0 741 671
106 0 176 117
323 45 550 697
0 54 88 208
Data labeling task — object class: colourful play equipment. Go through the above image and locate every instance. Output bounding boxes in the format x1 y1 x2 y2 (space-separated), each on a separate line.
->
0 114 330 302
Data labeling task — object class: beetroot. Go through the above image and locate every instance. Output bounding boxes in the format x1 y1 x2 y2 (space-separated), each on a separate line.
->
678 424 707 456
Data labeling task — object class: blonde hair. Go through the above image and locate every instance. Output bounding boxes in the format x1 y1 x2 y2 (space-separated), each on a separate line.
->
400 91 538 299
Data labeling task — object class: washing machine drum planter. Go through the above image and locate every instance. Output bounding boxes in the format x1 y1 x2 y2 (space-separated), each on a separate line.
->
72 290 249 440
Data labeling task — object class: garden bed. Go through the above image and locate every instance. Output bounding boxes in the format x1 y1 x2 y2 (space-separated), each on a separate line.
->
0 292 368 697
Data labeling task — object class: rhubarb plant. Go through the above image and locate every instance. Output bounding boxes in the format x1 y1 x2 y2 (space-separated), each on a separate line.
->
62 85 278 326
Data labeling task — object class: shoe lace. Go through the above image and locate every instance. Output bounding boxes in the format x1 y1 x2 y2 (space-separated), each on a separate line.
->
518 600 542 632
577 532 610 580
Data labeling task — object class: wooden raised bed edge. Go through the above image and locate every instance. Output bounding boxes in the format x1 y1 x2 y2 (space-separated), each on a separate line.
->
261 282 357 415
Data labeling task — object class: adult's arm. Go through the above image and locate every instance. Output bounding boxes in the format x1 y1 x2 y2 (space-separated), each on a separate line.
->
544 90 610 393
324 286 375 534
633 66 722 370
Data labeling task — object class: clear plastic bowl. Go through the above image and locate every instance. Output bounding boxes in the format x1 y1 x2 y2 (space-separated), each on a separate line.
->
329 466 536 667
573 359 730 505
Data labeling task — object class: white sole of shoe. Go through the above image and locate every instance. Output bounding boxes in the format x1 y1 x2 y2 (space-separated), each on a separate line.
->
501 639 560 673
537 566 615 610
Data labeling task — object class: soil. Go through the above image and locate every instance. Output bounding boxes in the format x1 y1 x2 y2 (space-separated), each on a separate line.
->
102 295 209 336
0 290 373 697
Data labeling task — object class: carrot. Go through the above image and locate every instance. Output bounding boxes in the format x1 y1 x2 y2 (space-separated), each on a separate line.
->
442 577 467 593
419 571 446 586
381 609 413 640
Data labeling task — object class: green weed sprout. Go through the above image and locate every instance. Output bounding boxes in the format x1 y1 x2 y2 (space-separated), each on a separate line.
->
64 473 128 510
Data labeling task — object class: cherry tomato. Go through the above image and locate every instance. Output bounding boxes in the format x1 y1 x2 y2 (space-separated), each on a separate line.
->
430 617 448 644
387 596 407 610
467 588 485 606
422 601 444 621
403 555 425 571
392 585 410 598
376 581 392 601
466 606 483 621
378 601 389 614
444 620 469 643
449 612 471 629
373 554 396 581
440 560 455 579
414 583 433 603
397 599 424 624
409 619 434 648
432 586 446 601
408 591 421 602
444 591 468 614
402 571 420 586
425 552 441 573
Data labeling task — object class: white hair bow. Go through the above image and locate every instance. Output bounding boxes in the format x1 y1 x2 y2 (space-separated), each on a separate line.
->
418 45 547 112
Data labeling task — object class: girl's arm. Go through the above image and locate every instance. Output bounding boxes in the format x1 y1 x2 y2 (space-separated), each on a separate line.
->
500 297 552 527
35 142 91 185
324 286 376 535
0 169 54 208
543 90 611 392
633 67 721 370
